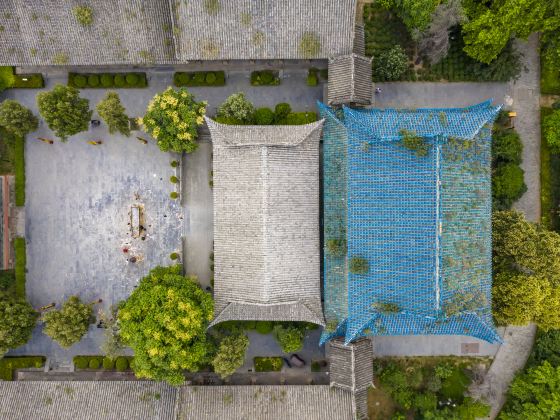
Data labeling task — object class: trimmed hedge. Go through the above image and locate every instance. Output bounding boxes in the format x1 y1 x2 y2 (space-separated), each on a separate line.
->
0 66 43 89
0 357 45 381
255 321 274 334
250 70 280 86
74 355 133 371
14 135 25 206
68 72 147 88
13 237 26 298
254 357 283 372
173 71 226 87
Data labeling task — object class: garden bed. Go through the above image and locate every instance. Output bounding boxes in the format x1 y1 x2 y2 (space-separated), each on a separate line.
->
73 355 134 371
68 72 147 89
541 59 560 95
0 66 44 89
250 70 280 86
173 71 225 87
0 128 25 206
254 357 283 372
0 357 45 381
14 237 26 298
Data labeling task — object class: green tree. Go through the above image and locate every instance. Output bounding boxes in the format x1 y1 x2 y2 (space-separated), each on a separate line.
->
42 296 93 348
492 211 560 329
0 66 14 92
492 163 527 210
36 84 92 141
274 324 305 353
375 45 409 81
96 92 130 136
216 92 255 124
500 362 560 419
141 87 206 153
211 334 249 379
0 293 37 356
0 100 38 137
118 265 214 385
462 0 560 65
543 110 560 154
378 0 441 36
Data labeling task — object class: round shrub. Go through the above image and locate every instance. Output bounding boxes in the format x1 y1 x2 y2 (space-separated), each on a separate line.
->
205 72 216 84
125 73 139 86
255 321 274 334
375 45 408 81
100 74 113 87
176 72 190 85
88 358 101 369
493 163 527 208
170 160 179 168
114 74 126 87
87 74 100 87
128 357 135 370
73 75 87 88
74 356 88 369
274 103 291 123
349 257 369 275
170 252 179 260
115 356 128 371
102 357 115 370
170 191 179 199
194 72 205 84
170 175 179 184
254 107 275 125
307 73 318 86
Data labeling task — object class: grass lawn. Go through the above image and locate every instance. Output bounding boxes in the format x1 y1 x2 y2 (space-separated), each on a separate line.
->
541 59 560 95
368 378 398 420
540 107 560 230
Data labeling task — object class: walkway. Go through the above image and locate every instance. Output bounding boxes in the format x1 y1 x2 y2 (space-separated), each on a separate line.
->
510 34 541 222
469 324 537 419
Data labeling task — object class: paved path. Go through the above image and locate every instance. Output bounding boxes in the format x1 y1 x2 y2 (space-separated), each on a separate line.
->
510 34 541 222
469 324 537 419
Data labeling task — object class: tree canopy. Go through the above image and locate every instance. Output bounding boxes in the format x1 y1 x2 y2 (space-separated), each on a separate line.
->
42 296 93 348
118 265 214 385
96 92 130 136
0 293 37 356
462 0 560 65
141 87 206 153
0 100 38 137
492 211 560 329
36 84 92 141
211 333 249 379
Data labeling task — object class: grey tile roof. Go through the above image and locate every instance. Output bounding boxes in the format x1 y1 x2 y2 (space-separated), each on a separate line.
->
0 381 177 420
0 0 360 65
328 338 374 420
206 118 325 327
176 385 355 420
0 0 176 66
172 0 358 60
0 382 357 420
327 54 373 106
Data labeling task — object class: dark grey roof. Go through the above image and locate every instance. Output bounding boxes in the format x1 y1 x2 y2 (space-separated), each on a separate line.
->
176 385 354 420
0 0 175 66
0 381 176 420
328 338 374 419
206 118 325 327
172 0 358 60
327 54 373 106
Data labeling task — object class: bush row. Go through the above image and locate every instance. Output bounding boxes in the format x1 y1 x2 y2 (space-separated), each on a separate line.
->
250 70 280 86
215 320 318 335
14 134 25 206
0 356 45 381
73 355 134 371
173 71 225 87
215 102 317 126
68 72 147 89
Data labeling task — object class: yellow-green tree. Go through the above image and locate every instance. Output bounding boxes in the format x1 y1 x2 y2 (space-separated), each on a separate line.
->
42 296 93 348
118 265 213 385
